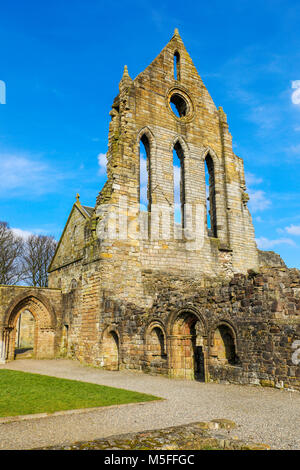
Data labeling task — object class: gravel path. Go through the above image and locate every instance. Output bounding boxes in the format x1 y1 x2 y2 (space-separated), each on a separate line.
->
0 359 299 450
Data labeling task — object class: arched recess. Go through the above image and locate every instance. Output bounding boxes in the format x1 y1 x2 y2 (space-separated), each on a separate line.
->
3 294 56 361
100 326 120 371
168 308 207 381
137 127 156 239
209 321 238 365
200 147 222 238
171 136 189 231
200 148 217 238
144 321 167 368
137 127 156 212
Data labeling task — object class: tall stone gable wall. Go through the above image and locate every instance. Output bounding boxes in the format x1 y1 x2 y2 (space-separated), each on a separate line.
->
80 29 259 307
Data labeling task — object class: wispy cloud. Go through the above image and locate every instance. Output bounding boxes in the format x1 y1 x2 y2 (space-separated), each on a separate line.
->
278 224 300 236
0 152 66 198
256 236 296 250
245 172 263 186
285 224 300 235
216 46 294 138
245 172 271 213
11 227 54 239
291 80 300 105
11 228 33 239
248 189 272 213
97 152 107 175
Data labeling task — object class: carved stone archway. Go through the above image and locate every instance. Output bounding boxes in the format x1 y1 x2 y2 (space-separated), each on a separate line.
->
168 308 208 381
1 295 56 362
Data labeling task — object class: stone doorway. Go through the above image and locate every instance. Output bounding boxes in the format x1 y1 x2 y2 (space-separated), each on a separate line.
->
170 311 206 381
1 295 56 362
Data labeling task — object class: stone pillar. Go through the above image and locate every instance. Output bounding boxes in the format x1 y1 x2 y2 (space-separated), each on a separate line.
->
0 326 9 364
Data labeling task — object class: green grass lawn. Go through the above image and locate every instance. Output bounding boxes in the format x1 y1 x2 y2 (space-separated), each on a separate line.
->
0 369 161 417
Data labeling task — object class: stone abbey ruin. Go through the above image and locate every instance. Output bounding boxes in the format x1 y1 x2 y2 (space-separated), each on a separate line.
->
1 30 299 390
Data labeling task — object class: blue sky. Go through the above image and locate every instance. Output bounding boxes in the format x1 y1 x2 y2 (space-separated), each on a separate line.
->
0 0 300 268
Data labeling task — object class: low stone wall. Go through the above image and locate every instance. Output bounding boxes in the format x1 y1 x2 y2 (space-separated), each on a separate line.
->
37 420 270 450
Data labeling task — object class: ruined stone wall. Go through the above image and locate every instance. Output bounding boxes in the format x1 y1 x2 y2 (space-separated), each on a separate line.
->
61 267 300 391
258 249 286 268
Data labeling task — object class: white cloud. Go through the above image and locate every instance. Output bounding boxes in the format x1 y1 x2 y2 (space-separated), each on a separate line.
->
284 224 300 235
97 153 107 175
0 152 65 197
244 173 271 213
248 104 280 130
291 80 300 105
245 172 263 186
11 228 33 239
248 189 271 213
11 227 52 239
256 236 296 250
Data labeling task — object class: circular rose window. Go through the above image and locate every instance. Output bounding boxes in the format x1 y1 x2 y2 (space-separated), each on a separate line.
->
167 88 194 122
170 93 189 117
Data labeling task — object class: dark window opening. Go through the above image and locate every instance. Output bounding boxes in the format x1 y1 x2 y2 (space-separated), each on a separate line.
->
205 154 217 237
173 141 185 227
174 51 180 80
170 93 188 118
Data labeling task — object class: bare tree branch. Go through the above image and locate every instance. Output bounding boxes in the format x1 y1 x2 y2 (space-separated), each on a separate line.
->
21 235 57 287
0 221 24 285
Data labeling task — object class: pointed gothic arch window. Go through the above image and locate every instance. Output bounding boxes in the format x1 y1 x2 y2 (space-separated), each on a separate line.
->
205 154 217 237
174 51 180 81
139 134 151 211
173 141 185 228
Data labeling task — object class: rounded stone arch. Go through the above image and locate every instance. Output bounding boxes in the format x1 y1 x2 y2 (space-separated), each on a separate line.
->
166 306 207 337
209 320 239 366
167 307 208 381
3 292 57 361
144 319 167 359
99 325 121 371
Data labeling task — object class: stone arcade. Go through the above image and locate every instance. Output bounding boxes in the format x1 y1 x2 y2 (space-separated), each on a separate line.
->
1 30 299 389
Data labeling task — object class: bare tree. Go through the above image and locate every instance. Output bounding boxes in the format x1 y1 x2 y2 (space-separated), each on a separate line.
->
0 221 24 285
21 235 57 287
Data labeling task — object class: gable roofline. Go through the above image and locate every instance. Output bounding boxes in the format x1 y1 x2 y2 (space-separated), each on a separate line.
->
48 198 91 273
132 28 201 85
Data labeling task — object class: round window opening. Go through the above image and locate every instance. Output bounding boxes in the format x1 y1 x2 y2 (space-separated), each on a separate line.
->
169 93 189 118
